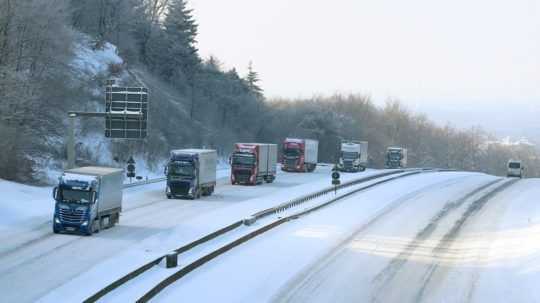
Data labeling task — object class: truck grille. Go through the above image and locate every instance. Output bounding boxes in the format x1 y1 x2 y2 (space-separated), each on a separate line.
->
59 208 85 224
285 159 298 169
235 170 252 183
343 161 354 170
170 182 190 196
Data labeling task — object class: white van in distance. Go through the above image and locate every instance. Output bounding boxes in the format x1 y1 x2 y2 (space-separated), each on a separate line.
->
507 160 524 178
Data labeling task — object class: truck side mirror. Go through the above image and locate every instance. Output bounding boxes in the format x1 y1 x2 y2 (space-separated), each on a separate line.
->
92 192 97 203
164 165 168 175
52 187 58 200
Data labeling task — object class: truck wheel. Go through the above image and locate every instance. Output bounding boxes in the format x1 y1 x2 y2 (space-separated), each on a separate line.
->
359 166 366 172
112 213 119 226
166 193 172 199
53 226 60 234
101 216 112 229
92 220 100 234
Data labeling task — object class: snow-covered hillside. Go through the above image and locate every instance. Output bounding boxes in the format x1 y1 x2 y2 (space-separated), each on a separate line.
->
70 35 123 78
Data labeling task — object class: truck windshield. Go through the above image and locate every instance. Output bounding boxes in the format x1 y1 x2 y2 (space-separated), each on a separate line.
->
342 151 358 160
61 189 92 203
284 148 300 157
509 162 521 169
388 152 402 160
169 162 195 176
232 153 255 166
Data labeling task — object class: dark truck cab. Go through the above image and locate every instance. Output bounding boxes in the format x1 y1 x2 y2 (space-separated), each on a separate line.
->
52 167 123 236
165 149 217 199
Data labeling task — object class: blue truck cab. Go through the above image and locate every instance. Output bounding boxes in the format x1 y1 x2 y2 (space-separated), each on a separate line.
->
52 167 123 236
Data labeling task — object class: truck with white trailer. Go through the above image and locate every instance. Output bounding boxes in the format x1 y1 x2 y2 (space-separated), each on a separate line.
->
385 147 408 169
231 143 277 185
165 149 217 199
52 166 123 236
338 140 368 172
282 138 319 172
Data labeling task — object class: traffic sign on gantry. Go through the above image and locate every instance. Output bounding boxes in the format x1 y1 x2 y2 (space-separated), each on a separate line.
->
105 86 148 139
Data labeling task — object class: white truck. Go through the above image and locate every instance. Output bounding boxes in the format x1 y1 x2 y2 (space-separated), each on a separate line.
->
507 160 524 178
385 147 408 169
165 149 217 199
282 138 319 172
231 143 277 185
52 166 123 235
338 140 368 172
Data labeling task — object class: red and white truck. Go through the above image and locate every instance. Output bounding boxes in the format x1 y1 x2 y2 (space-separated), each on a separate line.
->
230 143 277 185
281 138 319 172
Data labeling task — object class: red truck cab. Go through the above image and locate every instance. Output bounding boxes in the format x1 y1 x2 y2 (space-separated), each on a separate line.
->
281 138 318 172
231 143 277 185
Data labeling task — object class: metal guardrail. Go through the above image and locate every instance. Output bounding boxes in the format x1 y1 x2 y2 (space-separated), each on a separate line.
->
136 169 433 302
248 169 408 223
122 177 167 189
85 168 434 302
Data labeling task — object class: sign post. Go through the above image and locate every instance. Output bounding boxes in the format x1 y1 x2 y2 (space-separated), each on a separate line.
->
332 165 341 195
65 82 148 168
127 157 136 182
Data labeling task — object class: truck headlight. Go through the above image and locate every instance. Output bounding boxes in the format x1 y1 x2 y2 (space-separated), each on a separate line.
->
188 188 193 194
54 217 60 224
81 220 89 226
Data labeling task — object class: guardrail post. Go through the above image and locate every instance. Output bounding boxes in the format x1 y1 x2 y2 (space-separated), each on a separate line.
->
165 253 178 268
243 216 257 226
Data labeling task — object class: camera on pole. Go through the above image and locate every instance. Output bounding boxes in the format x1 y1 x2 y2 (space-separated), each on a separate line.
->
127 157 136 181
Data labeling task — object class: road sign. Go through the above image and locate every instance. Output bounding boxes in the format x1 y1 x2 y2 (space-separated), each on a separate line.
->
127 157 136 178
332 166 341 186
105 86 148 139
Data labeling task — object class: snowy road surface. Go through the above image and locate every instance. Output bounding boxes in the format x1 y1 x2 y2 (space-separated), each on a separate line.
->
2 170 536 303
0 165 377 303
148 172 537 303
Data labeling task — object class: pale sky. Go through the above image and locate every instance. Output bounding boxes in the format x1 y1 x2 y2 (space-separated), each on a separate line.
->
191 0 539 107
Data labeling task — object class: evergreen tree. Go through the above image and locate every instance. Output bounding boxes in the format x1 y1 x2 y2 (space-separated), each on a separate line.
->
245 61 263 98
161 0 200 81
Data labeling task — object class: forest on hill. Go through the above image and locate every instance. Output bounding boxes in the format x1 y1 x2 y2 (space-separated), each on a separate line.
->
0 0 538 183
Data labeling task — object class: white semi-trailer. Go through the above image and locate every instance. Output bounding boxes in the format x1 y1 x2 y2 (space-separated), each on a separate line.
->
52 166 123 235
338 140 368 172
165 149 217 199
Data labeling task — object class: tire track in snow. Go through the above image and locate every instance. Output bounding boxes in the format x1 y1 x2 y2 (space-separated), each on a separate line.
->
370 178 503 298
412 178 519 303
274 174 470 303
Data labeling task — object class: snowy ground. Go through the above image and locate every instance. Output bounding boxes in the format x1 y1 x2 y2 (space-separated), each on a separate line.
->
135 172 537 303
5 169 535 303
0 165 375 302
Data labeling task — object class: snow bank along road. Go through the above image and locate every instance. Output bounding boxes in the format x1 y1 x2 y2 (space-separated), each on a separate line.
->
131 171 530 303
0 165 384 303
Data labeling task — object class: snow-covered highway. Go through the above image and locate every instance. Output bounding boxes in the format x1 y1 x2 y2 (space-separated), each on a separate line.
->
141 171 534 303
0 166 381 303
2 169 537 303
